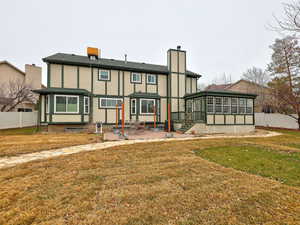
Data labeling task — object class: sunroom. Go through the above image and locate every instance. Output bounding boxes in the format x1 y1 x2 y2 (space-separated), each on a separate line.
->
177 90 257 134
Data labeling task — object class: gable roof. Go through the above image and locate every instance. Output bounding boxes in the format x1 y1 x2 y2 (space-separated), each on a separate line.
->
43 53 201 78
0 61 25 75
185 90 257 99
205 79 268 91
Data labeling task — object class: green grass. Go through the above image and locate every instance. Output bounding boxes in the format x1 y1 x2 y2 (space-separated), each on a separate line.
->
0 126 40 135
195 145 300 187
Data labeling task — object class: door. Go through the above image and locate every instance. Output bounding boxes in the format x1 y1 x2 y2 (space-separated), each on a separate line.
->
186 100 193 121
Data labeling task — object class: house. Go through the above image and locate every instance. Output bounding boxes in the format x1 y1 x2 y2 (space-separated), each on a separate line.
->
34 46 256 134
0 61 43 112
206 79 273 113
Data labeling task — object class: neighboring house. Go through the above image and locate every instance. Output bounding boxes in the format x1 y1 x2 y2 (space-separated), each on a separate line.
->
0 61 43 112
206 79 273 113
34 46 256 134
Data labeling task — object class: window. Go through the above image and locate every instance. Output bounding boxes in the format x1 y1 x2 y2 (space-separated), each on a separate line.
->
99 98 122 108
84 96 89 114
215 97 222 113
147 74 156 84
131 99 136 114
89 55 97 61
54 95 79 113
246 99 253 114
140 99 155 114
18 108 32 112
239 98 246 114
231 98 238 114
223 97 230 114
207 96 214 113
131 73 141 83
99 70 110 81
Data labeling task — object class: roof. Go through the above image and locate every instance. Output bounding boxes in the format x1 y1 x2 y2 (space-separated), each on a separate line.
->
33 87 90 95
184 90 257 99
0 61 25 75
128 92 161 99
43 53 201 78
0 97 13 105
205 79 268 91
205 83 232 91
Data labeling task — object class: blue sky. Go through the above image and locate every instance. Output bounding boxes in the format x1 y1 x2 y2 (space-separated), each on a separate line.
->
0 0 287 86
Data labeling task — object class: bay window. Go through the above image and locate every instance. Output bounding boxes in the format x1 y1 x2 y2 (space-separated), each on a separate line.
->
239 98 246 114
207 96 214 113
215 97 222 113
55 95 79 113
231 98 238 114
246 99 253 114
223 97 230 114
140 99 155 114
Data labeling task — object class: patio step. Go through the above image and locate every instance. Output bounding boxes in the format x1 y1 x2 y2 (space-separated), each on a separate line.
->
178 122 195 133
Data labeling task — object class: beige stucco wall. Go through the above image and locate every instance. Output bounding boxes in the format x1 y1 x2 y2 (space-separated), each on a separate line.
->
225 115 235 124
124 72 134 95
179 75 185 97
245 115 253 124
79 66 91 91
158 75 167 97
135 73 146 93
84 115 89 123
50 64 62 88
215 115 225 124
186 77 191 94
107 70 119 95
25 64 42 89
179 51 186 73
93 97 105 123
236 115 245 124
171 98 178 112
63 65 77 88
52 114 81 123
169 50 178 72
161 98 167 122
41 95 45 122
207 115 214 124
0 63 24 85
171 73 178 97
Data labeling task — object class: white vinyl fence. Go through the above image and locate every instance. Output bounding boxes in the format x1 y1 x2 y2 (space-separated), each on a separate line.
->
0 112 38 130
255 113 299 129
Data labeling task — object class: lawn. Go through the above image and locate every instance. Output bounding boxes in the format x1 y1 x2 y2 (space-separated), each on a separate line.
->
1 129 300 224
0 127 99 157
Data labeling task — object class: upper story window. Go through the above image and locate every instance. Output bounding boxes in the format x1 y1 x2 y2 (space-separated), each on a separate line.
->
99 70 110 81
147 74 156 84
54 95 79 113
99 98 122 109
131 72 142 83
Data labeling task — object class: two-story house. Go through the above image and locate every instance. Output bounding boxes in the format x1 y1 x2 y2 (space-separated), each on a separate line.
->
35 46 256 134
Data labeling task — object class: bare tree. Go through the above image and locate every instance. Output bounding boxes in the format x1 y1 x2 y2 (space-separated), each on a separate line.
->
0 79 37 112
272 1 300 33
268 35 300 128
211 73 232 85
242 67 270 86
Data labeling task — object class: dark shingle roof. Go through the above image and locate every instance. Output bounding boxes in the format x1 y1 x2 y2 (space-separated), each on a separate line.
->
43 53 201 78
33 87 90 95
129 92 160 99
184 90 257 99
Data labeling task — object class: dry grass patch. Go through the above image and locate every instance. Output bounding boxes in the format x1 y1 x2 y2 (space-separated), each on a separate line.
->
1 136 300 224
0 133 98 157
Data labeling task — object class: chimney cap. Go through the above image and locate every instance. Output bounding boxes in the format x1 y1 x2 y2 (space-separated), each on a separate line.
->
177 45 181 50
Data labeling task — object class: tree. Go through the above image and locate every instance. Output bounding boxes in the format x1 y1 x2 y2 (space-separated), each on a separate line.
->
211 73 232 85
242 67 270 86
0 79 37 112
272 1 300 33
268 36 300 128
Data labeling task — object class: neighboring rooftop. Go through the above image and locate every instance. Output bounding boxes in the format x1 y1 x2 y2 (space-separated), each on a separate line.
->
185 90 257 99
43 53 201 78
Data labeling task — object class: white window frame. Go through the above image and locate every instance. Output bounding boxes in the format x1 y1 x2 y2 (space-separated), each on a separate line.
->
99 98 123 109
131 99 136 114
215 97 223 114
54 95 79 114
131 72 142 83
246 99 253 114
140 99 156 114
98 70 110 81
223 97 231 114
84 96 90 114
207 96 214 114
231 98 238 114
147 74 156 84
239 98 246 114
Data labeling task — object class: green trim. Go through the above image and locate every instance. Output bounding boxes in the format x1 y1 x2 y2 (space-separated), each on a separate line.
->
61 65 64 88
118 70 120 96
97 68 111 81
33 87 90 95
77 66 80 89
156 75 158 94
47 63 51 88
44 95 47 123
38 95 42 124
79 95 84 122
185 91 257 99
50 94 54 123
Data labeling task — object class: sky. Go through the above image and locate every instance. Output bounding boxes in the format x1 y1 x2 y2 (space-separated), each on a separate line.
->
0 0 289 86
